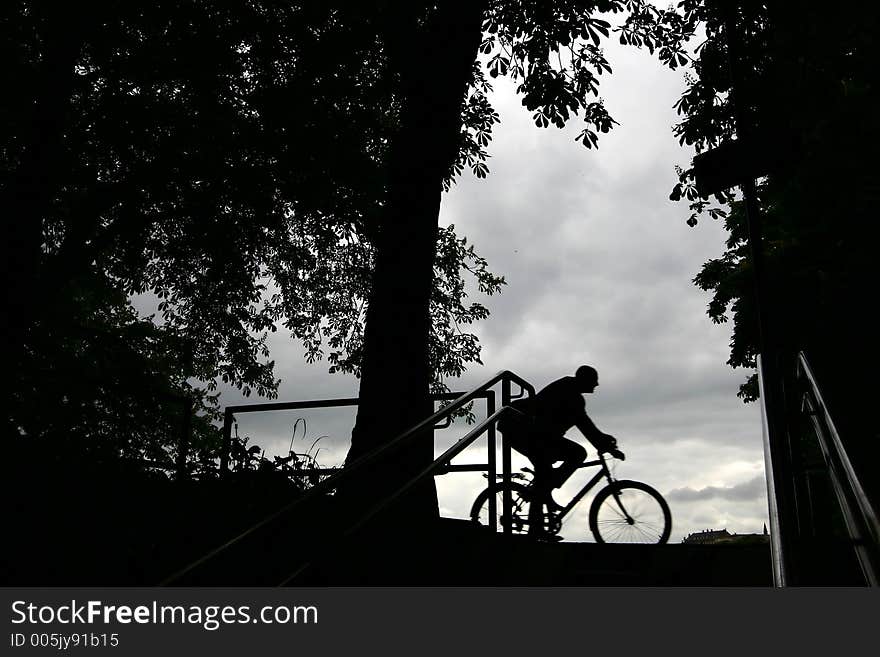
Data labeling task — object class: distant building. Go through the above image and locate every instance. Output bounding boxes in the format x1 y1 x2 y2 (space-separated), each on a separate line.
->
682 525 769 545
683 529 732 544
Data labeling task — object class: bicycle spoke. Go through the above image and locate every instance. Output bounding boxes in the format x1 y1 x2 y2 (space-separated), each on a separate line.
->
634 520 663 532
602 521 659 543
604 526 622 541
598 520 636 542
590 482 671 544
605 501 628 522
632 523 657 542
602 521 643 542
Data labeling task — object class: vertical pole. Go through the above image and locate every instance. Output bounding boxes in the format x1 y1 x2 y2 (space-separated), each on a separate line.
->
487 391 497 530
758 357 789 585
720 2 798 585
501 378 512 536
221 408 233 478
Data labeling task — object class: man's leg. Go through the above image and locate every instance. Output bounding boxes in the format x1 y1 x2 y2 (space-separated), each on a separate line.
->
502 430 546 534
528 456 555 534
547 438 587 489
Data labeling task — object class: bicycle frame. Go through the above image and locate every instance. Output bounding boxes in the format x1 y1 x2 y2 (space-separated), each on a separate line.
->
476 451 670 543
551 454 617 522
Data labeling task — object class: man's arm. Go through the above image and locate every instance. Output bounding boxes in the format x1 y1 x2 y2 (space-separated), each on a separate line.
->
575 413 616 452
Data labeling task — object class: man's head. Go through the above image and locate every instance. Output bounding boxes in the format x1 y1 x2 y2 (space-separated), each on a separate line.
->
575 365 598 392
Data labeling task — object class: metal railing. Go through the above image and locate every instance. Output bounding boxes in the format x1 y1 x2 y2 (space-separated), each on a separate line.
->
219 392 496 476
278 401 534 585
160 370 534 585
796 352 880 586
757 355 789 586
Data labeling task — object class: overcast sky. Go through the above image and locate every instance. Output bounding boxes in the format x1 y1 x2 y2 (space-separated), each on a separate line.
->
217 33 767 544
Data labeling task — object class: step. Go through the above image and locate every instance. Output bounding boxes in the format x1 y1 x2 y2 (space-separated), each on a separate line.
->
294 517 773 586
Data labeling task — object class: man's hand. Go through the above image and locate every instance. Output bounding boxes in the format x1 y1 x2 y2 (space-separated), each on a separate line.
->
599 434 625 460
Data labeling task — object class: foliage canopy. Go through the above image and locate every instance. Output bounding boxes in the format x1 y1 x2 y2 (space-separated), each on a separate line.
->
640 2 880 400
6 2 507 460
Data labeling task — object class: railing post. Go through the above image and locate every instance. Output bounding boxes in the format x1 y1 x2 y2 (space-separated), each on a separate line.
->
757 357 789 586
167 371 534 584
717 3 799 586
220 408 233 477
487 391 497 529
501 377 512 536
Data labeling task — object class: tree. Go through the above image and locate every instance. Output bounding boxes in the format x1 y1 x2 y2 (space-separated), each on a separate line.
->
644 1 880 502
640 2 880 401
4 3 503 465
344 0 689 514
6 1 686 519
13 268 222 471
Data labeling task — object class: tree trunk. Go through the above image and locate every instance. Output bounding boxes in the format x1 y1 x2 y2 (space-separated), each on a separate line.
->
344 1 486 519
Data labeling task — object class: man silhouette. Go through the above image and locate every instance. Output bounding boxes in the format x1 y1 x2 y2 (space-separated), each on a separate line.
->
499 365 618 538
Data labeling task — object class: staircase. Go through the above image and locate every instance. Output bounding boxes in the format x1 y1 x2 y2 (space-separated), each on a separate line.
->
297 517 771 586
162 363 875 587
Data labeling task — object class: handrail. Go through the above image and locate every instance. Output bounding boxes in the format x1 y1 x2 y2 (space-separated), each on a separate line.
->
757 355 788 586
221 397 359 474
797 352 880 586
160 370 534 585
219 391 493 474
278 404 523 585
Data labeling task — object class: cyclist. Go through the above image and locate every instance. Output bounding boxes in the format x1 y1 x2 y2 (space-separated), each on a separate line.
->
498 365 619 539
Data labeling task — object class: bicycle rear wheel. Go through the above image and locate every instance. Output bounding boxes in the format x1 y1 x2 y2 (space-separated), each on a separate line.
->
470 482 531 534
588 480 671 544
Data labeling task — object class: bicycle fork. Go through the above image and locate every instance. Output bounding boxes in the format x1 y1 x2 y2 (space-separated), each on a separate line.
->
610 489 636 525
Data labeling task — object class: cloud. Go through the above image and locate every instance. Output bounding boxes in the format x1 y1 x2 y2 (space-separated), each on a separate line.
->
192 35 767 543
666 475 767 503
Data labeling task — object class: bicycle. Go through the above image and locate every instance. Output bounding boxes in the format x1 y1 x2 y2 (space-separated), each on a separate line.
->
469 448 672 543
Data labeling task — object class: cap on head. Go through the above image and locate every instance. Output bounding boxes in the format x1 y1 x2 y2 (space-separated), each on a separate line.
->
575 365 598 390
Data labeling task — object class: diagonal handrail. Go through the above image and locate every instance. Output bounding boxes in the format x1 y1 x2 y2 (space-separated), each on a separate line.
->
160 370 534 585
278 404 525 585
797 352 880 586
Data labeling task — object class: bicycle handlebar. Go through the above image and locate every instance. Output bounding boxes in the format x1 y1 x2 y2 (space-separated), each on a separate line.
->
607 447 626 461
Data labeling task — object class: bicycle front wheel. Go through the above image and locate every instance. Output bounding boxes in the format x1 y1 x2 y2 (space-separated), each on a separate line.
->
470 482 531 535
589 480 671 544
